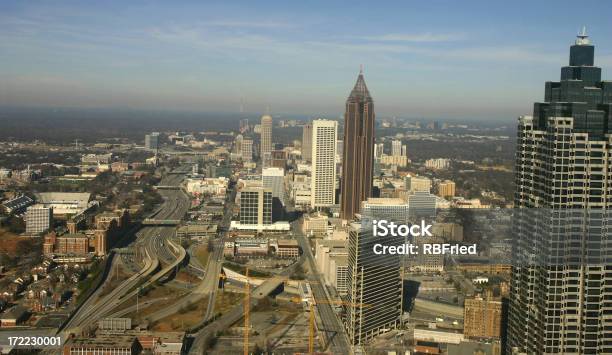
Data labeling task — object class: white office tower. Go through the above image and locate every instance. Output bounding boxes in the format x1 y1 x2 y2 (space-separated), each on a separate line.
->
241 138 253 162
346 218 402 346
260 114 273 159
310 119 337 208
302 123 313 162
262 167 285 205
25 205 53 234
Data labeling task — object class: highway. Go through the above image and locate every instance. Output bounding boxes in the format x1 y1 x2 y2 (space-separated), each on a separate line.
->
62 166 191 334
144 184 237 325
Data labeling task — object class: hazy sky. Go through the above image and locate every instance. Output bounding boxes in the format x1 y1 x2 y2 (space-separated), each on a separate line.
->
1 0 611 120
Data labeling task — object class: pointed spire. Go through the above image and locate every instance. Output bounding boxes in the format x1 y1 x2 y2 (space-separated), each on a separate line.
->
576 26 591 45
348 67 372 101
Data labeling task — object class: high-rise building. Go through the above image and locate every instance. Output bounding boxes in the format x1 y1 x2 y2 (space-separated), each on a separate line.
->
346 219 402 346
341 69 375 220
464 294 503 339
374 143 384 159
437 180 456 198
145 132 160 151
310 119 337 208
302 123 313 162
508 30 612 354
260 114 273 159
239 187 272 226
239 118 249 133
262 167 285 206
241 138 253 162
25 205 53 234
234 134 243 156
391 140 402 157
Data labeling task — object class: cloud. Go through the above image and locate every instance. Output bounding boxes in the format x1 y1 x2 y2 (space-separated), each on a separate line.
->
205 20 295 29
363 32 467 43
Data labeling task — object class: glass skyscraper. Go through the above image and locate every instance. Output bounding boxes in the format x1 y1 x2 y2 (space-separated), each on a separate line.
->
508 29 612 354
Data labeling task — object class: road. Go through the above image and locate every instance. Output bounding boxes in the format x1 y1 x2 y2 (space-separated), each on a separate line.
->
292 220 351 354
144 184 237 324
62 167 191 334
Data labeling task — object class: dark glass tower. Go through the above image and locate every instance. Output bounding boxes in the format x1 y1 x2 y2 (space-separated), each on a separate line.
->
508 29 612 354
341 69 375 220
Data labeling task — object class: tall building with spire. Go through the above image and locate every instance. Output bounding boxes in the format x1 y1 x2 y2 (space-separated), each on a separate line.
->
260 114 273 161
507 29 612 354
341 69 375 220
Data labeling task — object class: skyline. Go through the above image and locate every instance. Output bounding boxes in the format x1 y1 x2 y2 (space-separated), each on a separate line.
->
1 1 612 120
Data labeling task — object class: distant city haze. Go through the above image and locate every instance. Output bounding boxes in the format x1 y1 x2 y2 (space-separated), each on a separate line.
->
1 0 612 120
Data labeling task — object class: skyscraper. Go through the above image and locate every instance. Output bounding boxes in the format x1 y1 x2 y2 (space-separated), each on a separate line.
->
241 138 253 162
508 29 612 354
341 69 375 220
260 114 273 160
391 140 402 157
302 122 313 162
262 167 285 206
310 119 337 208
346 218 402 346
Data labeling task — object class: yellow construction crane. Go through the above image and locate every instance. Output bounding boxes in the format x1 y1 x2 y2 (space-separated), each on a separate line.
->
244 268 250 355
289 292 372 355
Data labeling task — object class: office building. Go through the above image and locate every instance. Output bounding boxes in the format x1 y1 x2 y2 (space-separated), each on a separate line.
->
437 180 456 198
508 30 612 354
406 176 432 193
341 69 375 220
425 158 450 170
239 187 272 226
391 140 402 157
145 132 160 151
464 294 503 339
260 114 273 159
407 191 436 220
315 239 349 295
310 119 337 208
25 205 53 234
263 167 285 206
374 143 384 159
346 220 402 345
302 123 313 162
234 134 243 156
239 118 249 133
241 138 253 162
379 155 408 167
361 198 409 224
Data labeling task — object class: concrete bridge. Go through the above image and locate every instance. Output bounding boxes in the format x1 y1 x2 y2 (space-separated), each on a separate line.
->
142 219 181 226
